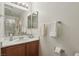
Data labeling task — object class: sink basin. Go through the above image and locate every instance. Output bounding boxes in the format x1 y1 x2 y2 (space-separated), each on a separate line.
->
2 37 30 47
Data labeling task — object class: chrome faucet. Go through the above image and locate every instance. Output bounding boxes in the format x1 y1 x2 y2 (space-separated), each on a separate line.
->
9 33 13 41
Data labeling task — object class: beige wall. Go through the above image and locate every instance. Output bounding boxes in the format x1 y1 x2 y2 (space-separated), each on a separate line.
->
32 2 79 56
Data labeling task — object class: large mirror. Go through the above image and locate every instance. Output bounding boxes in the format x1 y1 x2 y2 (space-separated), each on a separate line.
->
4 4 25 36
4 3 38 37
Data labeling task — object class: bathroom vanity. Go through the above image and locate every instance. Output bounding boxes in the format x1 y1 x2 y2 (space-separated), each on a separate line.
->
1 38 39 56
0 3 39 56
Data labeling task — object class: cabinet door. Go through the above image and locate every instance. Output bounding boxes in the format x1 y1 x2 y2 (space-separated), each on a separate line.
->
1 48 6 56
25 40 39 56
5 44 25 56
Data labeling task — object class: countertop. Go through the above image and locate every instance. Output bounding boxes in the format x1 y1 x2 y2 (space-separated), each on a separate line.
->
1 37 39 48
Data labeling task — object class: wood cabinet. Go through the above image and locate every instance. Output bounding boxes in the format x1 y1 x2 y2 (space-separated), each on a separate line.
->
1 40 39 56
5 44 25 56
25 40 39 56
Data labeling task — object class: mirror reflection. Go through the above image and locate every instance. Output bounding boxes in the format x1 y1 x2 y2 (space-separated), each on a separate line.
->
4 16 22 36
28 11 38 29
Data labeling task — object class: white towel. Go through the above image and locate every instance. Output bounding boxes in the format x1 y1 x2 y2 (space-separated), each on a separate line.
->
40 24 48 38
49 21 57 38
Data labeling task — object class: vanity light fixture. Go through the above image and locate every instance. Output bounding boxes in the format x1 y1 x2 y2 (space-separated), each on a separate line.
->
11 2 29 9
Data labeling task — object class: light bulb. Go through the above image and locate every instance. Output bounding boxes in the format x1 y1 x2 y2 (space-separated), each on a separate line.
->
25 4 28 7
21 2 26 6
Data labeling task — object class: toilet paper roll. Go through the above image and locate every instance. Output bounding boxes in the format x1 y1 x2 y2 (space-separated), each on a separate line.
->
74 53 79 56
54 47 63 54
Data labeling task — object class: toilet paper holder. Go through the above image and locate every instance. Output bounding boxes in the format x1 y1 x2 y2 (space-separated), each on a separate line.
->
54 47 65 56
